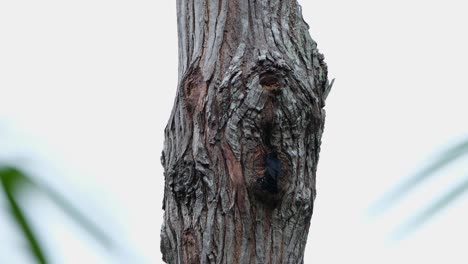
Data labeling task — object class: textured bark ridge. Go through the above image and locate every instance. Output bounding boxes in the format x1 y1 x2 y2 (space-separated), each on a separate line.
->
161 1 332 263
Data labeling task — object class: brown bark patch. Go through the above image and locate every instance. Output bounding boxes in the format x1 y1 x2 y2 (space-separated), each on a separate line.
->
223 142 244 188
251 147 267 178
182 229 200 264
223 142 246 211
184 68 207 114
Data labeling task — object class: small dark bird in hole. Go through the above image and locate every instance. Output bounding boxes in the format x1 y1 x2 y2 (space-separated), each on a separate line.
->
257 152 281 193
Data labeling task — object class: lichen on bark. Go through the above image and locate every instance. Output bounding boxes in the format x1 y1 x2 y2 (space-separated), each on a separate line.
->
161 1 332 263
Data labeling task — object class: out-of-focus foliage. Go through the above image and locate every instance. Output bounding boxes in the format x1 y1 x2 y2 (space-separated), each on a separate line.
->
0 165 114 264
0 166 47 264
372 138 468 238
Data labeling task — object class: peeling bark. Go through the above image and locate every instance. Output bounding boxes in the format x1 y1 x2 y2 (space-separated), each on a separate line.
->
161 1 332 263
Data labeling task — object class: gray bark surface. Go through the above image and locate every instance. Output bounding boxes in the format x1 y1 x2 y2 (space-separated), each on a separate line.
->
161 1 332 263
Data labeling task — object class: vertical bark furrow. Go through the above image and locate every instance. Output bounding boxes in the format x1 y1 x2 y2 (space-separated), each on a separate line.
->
162 1 332 263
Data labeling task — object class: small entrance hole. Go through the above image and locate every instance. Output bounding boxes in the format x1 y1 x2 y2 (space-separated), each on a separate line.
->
260 72 282 93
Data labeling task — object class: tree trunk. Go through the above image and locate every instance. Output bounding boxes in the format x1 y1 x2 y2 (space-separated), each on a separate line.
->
161 1 332 263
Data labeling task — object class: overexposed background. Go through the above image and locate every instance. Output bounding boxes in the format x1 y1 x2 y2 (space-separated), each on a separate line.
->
1 0 468 263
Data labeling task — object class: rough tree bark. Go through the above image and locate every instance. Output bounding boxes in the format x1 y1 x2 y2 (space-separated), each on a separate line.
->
161 1 332 263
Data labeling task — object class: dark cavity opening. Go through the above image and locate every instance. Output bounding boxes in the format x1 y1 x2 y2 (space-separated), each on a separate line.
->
259 72 281 87
257 152 281 194
262 122 273 148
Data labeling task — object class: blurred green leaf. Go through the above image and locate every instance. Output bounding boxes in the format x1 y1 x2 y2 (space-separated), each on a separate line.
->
370 138 468 239
393 176 468 240
371 139 468 213
0 166 48 264
1 165 115 263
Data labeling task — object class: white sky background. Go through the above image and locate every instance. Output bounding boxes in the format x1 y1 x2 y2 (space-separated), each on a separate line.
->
1 0 468 263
